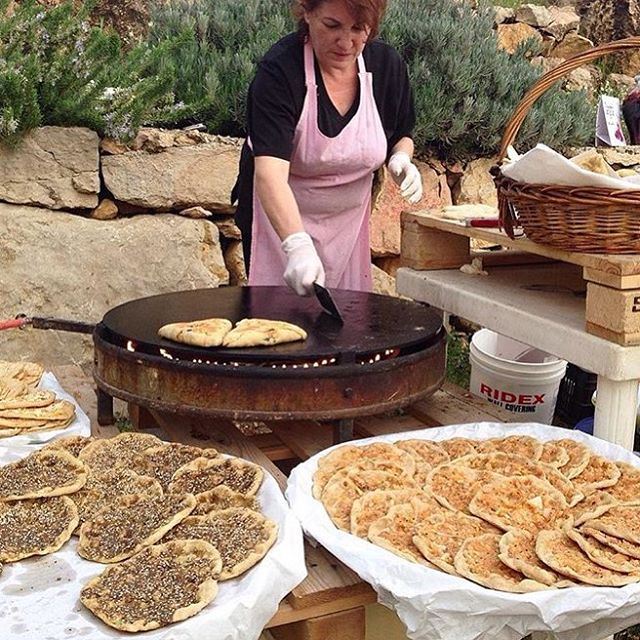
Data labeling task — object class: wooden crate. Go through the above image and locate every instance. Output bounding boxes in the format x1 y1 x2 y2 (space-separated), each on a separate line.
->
53 365 517 640
401 210 640 346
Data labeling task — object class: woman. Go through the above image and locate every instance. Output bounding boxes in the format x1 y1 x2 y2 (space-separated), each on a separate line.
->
234 0 422 296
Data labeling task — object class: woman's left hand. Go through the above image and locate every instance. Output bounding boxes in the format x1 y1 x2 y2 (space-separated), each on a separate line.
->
388 152 423 204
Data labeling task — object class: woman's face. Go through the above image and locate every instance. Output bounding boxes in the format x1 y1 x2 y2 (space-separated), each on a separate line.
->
304 0 371 71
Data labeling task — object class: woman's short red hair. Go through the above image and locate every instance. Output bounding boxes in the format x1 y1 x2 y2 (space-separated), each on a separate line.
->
292 0 388 41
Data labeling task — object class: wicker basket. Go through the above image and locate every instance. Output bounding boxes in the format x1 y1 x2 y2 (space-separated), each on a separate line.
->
493 36 640 254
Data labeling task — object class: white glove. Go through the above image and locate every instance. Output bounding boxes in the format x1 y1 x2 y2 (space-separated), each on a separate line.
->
388 151 423 204
281 231 325 296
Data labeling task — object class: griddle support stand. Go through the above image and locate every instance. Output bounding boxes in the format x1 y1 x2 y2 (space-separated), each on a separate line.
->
332 418 354 444
97 388 114 426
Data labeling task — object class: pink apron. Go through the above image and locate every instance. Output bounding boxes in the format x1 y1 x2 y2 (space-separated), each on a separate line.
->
249 39 387 291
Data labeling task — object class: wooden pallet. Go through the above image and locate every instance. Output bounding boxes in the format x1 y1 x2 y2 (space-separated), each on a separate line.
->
401 210 640 346
53 365 517 640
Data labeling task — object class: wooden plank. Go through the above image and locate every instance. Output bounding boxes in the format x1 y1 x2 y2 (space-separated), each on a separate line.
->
585 282 640 340
270 607 366 640
354 413 433 438
272 421 333 460
408 381 518 426
250 432 295 461
403 210 640 276
267 595 374 628
583 267 640 290
400 217 470 270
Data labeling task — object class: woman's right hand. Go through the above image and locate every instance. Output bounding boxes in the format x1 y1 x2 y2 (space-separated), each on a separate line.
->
281 232 325 296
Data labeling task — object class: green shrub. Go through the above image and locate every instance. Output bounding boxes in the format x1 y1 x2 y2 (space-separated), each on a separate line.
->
0 0 178 144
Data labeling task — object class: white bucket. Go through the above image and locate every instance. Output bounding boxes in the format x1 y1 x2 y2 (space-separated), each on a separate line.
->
469 329 567 424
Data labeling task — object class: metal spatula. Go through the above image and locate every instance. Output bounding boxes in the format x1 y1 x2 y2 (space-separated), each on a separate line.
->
313 282 344 323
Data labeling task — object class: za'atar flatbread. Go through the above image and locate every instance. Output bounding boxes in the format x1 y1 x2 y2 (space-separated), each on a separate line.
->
222 318 307 348
158 318 233 348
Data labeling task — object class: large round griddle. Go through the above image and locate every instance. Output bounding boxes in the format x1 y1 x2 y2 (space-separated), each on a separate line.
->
94 286 446 423
100 287 442 363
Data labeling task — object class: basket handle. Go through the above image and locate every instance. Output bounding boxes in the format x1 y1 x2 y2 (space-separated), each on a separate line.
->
499 36 640 161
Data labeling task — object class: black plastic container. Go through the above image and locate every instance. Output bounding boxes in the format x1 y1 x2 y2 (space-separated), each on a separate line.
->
554 363 597 427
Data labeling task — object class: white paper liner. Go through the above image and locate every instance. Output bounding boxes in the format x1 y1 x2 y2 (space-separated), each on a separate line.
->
0 371 91 453
286 422 640 640
0 447 307 640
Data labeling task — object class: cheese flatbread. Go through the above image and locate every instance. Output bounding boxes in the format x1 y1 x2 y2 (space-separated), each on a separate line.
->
222 318 307 348
555 438 591 479
158 318 233 348
573 455 621 495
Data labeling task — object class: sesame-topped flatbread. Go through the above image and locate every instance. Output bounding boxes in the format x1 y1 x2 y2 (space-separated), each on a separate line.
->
81 540 222 632
498 529 568 586
455 533 551 593
158 318 233 348
321 467 416 531
584 505 640 545
222 318 307 348
133 443 219 490
425 463 502 514
539 441 570 468
566 527 640 573
573 455 621 495
536 529 639 586
0 449 87 501
570 491 616 527
581 526 640 560
0 496 78 562
71 468 163 532
0 390 55 410
0 360 44 388
312 442 415 499
192 485 260 516
469 475 568 534
555 438 591 479
164 508 278 580
607 462 640 504
169 457 264 498
78 492 196 563
43 435 95 458
413 510 498 575
484 436 543 461
79 432 163 473
350 488 429 538
438 437 478 459
368 497 443 567
0 377 28 400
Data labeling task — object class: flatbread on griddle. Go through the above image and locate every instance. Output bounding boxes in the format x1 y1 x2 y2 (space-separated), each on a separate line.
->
192 485 260 516
43 435 95 458
0 449 87 500
469 475 568 534
368 498 441 567
555 438 591 479
0 390 55 410
350 488 429 538
573 455 621 495
498 529 568 586
539 441 570 468
607 462 640 504
581 526 640 560
312 442 415 499
81 540 222 632
133 443 219 490
0 496 78 562
71 468 163 532
584 505 640 545
79 432 163 474
77 492 196 563
570 491 616 526
566 527 640 573
425 463 502 514
169 457 263 498
484 435 543 461
321 466 415 531
158 318 233 348
163 507 278 580
536 529 639 586
454 533 551 592
413 510 498 575
0 360 44 388
438 437 479 459
222 318 307 348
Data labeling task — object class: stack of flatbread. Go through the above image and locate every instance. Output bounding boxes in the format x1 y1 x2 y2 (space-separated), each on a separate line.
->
158 317 307 348
314 434 640 592
0 431 278 632
0 360 76 438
